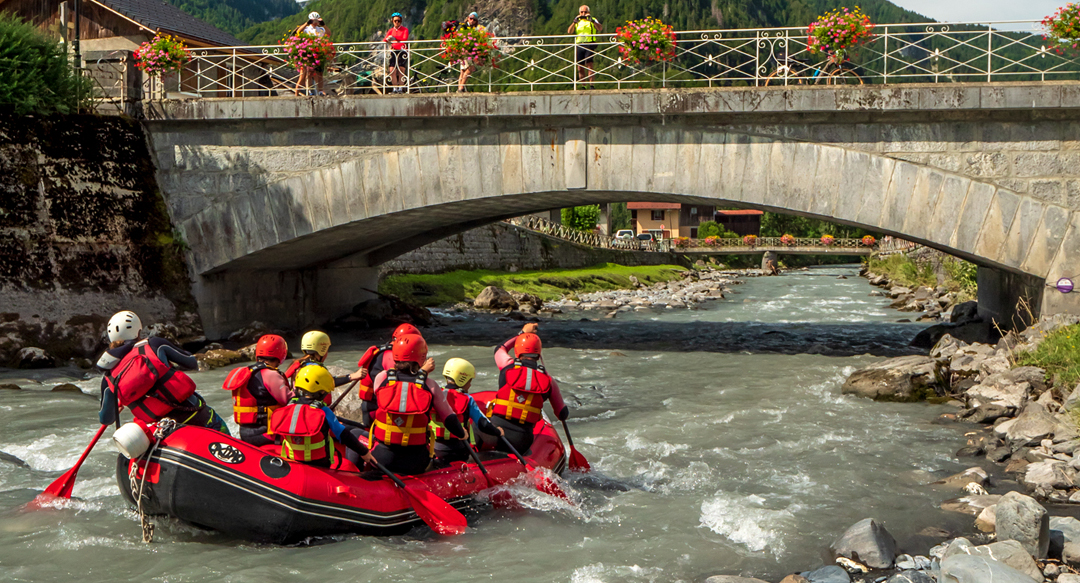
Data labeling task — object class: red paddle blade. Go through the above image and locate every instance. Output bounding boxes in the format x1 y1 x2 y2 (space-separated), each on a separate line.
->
523 462 572 502
401 483 467 536
568 447 591 473
26 424 109 510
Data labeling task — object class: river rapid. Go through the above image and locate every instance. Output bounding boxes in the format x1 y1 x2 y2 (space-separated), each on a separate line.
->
0 266 975 582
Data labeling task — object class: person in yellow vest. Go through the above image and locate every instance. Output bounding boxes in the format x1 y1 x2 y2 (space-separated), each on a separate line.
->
567 5 602 88
269 366 375 468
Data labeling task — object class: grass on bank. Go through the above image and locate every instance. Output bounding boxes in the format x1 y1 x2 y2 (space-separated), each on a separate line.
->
866 254 978 302
379 263 687 307
1016 323 1080 388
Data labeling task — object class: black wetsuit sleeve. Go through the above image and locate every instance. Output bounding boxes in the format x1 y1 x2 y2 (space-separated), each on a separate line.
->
149 337 198 371
475 414 500 436
98 377 118 425
334 376 351 387
442 415 467 439
338 427 370 456
556 405 569 421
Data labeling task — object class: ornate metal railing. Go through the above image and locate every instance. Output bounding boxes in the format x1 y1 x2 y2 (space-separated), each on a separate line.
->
505 216 656 251
676 237 876 251
156 20 1079 98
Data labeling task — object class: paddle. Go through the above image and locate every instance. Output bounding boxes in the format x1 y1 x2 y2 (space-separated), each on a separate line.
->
465 446 496 489
27 424 110 508
372 460 467 536
497 434 571 502
330 379 360 410
561 419 591 473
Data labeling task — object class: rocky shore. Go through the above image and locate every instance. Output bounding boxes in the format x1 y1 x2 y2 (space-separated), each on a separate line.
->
728 312 1080 583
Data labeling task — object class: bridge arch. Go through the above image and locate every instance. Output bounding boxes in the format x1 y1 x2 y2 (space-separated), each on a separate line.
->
169 126 1074 335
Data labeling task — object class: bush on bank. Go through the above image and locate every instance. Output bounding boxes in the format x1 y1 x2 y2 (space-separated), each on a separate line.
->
380 263 687 307
0 14 93 114
1016 323 1080 387
866 253 977 301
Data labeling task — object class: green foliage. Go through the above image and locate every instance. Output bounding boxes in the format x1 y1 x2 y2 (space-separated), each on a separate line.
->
866 254 936 288
943 257 978 300
1016 324 1080 388
759 212 878 239
162 0 298 36
697 220 721 238
380 263 687 306
610 203 632 231
561 205 601 232
0 14 92 115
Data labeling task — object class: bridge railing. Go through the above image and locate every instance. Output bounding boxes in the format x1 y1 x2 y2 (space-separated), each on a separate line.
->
505 216 657 251
166 20 1079 98
676 237 877 250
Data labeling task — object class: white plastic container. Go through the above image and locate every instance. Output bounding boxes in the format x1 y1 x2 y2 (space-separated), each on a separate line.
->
113 422 151 458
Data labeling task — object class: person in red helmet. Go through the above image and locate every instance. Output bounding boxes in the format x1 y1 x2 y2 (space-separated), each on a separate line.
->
366 334 465 475
222 334 293 446
354 323 434 428
491 323 569 453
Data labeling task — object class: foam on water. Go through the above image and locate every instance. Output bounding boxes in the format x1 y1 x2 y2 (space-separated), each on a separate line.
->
0 430 97 472
570 562 672 583
699 492 796 555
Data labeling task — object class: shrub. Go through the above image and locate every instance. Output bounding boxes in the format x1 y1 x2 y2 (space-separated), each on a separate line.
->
807 7 875 64
441 26 500 68
615 17 676 65
744 234 758 246
0 14 93 114
561 205 601 232
697 221 722 239
134 34 189 77
1043 3 1080 54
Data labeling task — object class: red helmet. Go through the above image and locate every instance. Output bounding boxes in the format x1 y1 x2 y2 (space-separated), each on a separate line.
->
392 323 420 340
392 334 428 364
255 334 288 361
514 333 542 357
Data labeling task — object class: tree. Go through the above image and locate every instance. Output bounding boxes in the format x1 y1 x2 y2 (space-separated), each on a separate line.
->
561 205 601 232
610 203 632 231
0 15 92 115
697 220 721 238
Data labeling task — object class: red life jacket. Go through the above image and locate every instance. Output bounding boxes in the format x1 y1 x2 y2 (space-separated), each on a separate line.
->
269 402 332 463
432 389 471 441
371 370 433 447
357 344 393 402
492 359 552 425
283 361 333 406
223 363 285 432
107 341 197 424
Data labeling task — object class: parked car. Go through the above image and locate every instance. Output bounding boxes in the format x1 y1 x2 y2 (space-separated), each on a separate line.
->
636 233 655 249
614 229 635 240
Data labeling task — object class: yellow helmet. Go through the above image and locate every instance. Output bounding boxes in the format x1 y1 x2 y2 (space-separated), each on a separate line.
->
442 358 476 389
300 330 331 357
294 364 334 396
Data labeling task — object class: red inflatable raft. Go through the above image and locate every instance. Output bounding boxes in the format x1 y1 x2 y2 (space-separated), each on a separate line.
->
115 392 567 543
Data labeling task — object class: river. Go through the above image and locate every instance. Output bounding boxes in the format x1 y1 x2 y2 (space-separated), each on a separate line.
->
0 266 974 582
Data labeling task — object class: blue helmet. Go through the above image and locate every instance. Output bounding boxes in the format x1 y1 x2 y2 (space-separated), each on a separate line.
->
391 12 403 19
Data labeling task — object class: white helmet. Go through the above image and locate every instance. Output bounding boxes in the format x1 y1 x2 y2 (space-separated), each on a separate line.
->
308 11 320 20
107 311 142 343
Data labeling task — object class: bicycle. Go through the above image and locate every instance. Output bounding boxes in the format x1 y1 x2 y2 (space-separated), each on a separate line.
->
764 55 863 86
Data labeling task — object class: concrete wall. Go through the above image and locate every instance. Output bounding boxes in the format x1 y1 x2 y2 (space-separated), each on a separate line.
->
381 221 684 275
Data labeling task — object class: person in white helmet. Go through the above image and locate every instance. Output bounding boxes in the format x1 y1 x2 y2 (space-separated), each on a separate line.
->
293 12 331 96
96 311 228 434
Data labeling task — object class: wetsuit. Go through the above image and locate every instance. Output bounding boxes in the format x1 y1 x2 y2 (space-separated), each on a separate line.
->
432 384 502 465
97 338 229 434
368 370 465 475
491 336 569 453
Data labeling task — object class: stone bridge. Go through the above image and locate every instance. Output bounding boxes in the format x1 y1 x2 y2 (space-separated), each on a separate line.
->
143 83 1080 337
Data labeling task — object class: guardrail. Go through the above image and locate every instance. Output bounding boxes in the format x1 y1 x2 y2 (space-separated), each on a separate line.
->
149 19 1079 99
505 216 658 251
675 237 876 251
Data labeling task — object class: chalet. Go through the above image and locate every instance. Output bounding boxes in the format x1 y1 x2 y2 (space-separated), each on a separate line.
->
714 209 763 236
627 202 715 239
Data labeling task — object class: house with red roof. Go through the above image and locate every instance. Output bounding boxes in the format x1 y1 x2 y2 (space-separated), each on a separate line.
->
626 202 715 239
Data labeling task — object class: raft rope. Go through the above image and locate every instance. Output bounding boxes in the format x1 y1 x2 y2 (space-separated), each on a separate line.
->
128 418 176 543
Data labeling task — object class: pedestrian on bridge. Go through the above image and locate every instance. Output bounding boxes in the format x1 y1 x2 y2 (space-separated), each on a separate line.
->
384 12 409 93
568 5 602 89
457 12 485 92
294 12 331 96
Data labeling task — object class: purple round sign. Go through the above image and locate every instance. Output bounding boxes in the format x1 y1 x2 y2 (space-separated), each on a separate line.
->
1057 278 1075 294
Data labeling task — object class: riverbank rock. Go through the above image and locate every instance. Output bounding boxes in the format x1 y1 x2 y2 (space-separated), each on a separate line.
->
704 577 768 583
965 540 1042 580
1005 404 1060 446
841 356 941 402
830 518 898 569
939 554 1038 583
1050 516 1080 558
886 571 934 583
941 494 1001 515
15 347 56 369
798 565 850 583
196 349 245 371
996 491 1050 558
227 321 272 344
474 286 518 310
975 505 997 532
934 467 989 489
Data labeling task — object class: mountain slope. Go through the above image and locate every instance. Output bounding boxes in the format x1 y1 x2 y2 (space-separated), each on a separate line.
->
163 0 300 36
238 0 933 46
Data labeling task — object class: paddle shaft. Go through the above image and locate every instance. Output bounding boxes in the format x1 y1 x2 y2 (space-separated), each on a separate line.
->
466 446 491 477
497 434 532 470
373 460 409 489
330 379 360 410
560 419 578 449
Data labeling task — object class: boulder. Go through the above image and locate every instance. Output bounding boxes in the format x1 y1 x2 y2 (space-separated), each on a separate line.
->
196 349 244 371
975 505 996 533
941 494 1002 516
510 291 543 311
474 287 518 310
227 321 272 344
995 491 1050 558
964 403 1013 424
934 467 989 489
15 347 56 369
1059 574 1080 583
931 334 965 362
144 322 180 343
890 286 913 298
1065 384 1080 411
1006 404 1060 446
1050 516 1080 559
1064 542 1080 569
799 565 850 583
704 577 768 583
966 382 1028 411
885 572 934 583
911 321 993 349
779 576 810 583
840 356 941 402
913 286 933 300
951 301 981 325
1022 459 1075 491
939 554 1038 583
829 518 898 569
967 540 1042 580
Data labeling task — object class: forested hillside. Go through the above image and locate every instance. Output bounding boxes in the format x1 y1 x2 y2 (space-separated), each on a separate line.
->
238 0 933 46
162 0 299 36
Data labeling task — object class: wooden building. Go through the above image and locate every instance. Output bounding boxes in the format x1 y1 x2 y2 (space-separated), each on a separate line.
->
715 209 763 236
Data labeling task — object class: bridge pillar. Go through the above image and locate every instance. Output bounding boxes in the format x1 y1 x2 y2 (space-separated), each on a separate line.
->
761 251 778 271
976 267 1044 331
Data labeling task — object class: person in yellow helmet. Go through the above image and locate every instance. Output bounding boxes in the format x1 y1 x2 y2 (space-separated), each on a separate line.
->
431 358 503 466
269 365 375 467
283 330 364 390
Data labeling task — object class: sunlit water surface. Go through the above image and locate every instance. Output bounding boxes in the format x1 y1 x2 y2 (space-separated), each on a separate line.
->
0 266 971 582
